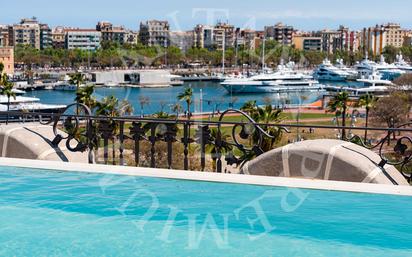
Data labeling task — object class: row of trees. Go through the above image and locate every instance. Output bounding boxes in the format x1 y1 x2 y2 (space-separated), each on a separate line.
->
327 89 411 142
17 40 412 70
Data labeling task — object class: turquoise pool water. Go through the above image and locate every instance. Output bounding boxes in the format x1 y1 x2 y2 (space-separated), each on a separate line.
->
0 166 411 257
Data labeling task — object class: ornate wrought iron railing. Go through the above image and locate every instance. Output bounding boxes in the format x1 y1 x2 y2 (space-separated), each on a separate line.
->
1 104 412 183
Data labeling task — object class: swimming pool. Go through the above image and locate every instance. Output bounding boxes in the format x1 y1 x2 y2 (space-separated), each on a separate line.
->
0 159 411 256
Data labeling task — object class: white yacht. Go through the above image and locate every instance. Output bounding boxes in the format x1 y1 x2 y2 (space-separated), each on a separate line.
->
326 68 393 95
355 55 404 80
357 67 393 86
313 59 352 81
394 52 412 72
0 94 66 113
54 82 79 91
334 59 358 79
221 62 323 94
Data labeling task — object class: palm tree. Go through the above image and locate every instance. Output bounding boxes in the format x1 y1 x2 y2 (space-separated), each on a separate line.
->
75 85 96 110
138 96 150 117
118 100 134 116
172 103 183 117
69 72 86 94
297 95 309 141
69 72 86 114
205 128 232 172
96 96 119 117
240 100 257 115
177 87 193 119
357 94 377 142
0 74 17 125
251 105 284 152
327 91 350 139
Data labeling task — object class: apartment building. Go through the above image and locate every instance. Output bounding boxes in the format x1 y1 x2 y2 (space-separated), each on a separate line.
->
170 31 194 52
139 20 170 47
320 30 342 54
194 25 214 49
65 29 101 50
0 25 9 47
8 18 41 49
264 23 294 45
51 27 66 49
361 23 407 56
96 21 126 45
125 30 139 45
293 35 322 51
193 23 236 50
214 22 235 50
0 47 14 75
40 23 52 49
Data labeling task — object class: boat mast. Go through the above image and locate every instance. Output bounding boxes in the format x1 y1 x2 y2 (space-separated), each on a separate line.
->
222 34 226 75
262 37 266 71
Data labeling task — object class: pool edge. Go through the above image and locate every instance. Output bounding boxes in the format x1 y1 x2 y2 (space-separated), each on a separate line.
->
0 157 411 196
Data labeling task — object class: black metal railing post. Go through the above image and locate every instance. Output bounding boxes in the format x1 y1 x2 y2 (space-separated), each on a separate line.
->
119 121 125 166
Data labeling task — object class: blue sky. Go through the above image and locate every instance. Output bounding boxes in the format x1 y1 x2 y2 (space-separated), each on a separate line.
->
1 0 411 31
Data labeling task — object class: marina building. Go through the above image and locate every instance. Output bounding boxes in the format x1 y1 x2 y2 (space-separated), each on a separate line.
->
91 70 173 87
0 46 14 75
139 20 170 47
65 29 101 51
264 23 294 45
8 18 41 49
96 21 127 45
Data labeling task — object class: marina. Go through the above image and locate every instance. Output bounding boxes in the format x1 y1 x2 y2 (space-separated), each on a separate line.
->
15 55 412 115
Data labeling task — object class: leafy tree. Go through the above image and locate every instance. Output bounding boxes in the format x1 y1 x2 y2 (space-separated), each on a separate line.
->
370 92 409 128
383 45 399 63
394 74 412 86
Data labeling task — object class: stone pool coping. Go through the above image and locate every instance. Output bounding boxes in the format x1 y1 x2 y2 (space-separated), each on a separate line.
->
0 157 411 196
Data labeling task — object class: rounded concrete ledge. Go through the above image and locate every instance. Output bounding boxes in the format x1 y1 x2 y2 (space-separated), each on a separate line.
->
0 123 89 163
241 139 409 185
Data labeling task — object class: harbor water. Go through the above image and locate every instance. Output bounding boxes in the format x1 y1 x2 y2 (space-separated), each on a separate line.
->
25 81 363 115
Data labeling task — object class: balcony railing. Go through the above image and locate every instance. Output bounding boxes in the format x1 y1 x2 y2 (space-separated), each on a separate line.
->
1 103 412 183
